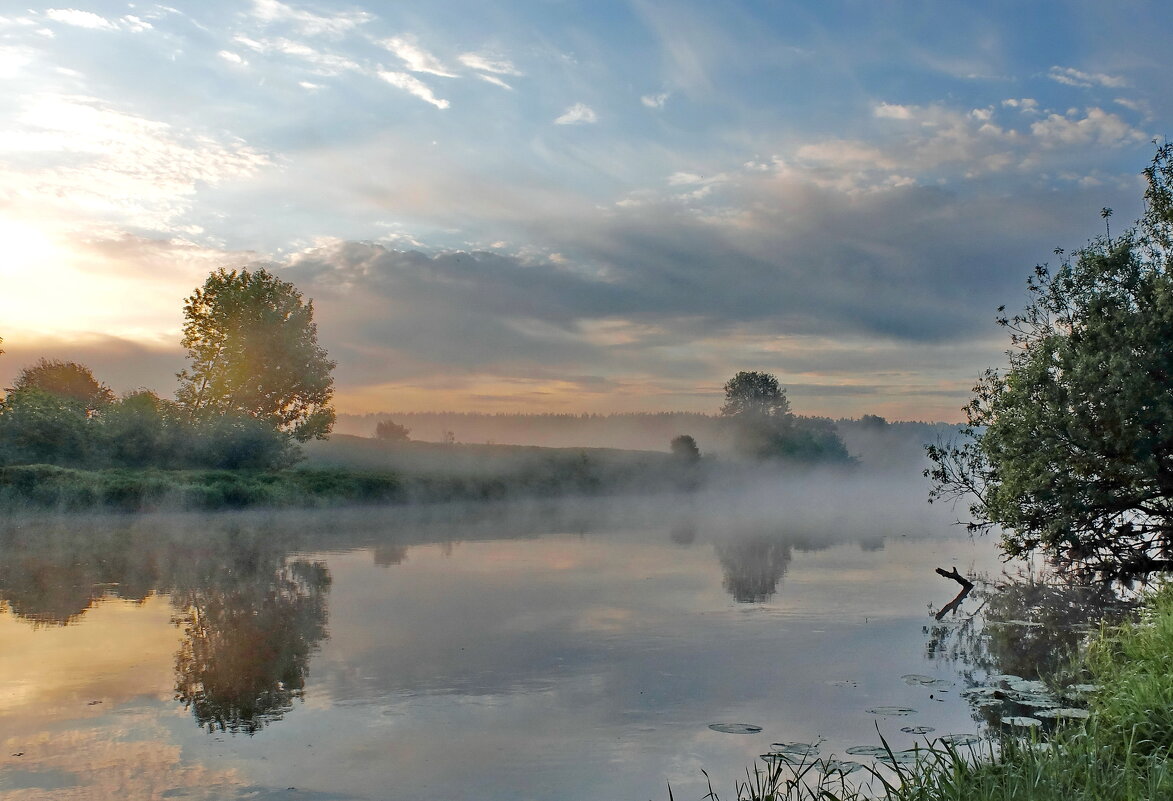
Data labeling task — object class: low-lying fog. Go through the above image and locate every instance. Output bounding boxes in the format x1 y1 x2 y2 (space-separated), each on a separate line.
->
0 471 1000 801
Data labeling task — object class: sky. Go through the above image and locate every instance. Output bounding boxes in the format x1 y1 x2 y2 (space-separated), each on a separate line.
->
0 1 1170 421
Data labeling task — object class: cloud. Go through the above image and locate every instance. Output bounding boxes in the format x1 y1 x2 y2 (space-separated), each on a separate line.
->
382 35 457 77
44 9 118 31
249 0 371 37
0 93 271 232
1002 98 1039 113
458 52 522 76
376 71 450 109
231 34 360 75
1048 66 1128 89
217 50 247 66
477 74 513 90
554 103 598 125
641 93 669 109
1030 107 1147 148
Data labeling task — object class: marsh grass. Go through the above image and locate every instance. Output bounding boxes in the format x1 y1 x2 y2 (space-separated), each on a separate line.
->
687 584 1173 801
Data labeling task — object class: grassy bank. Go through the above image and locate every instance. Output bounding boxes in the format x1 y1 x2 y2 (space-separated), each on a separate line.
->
703 585 1173 801
0 436 701 511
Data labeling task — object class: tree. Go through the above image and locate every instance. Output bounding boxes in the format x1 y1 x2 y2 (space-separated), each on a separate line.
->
0 388 92 465
719 371 850 462
374 419 411 441
928 143 1173 581
721 371 792 420
670 434 701 463
11 358 114 413
176 268 336 442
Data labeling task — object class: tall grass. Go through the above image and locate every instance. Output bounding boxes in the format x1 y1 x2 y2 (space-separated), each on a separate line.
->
688 585 1173 801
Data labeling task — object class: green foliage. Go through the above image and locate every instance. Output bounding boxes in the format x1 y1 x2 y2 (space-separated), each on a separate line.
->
11 358 114 412
721 371 792 420
176 267 336 442
929 144 1173 580
0 388 92 465
1087 583 1173 758
720 371 850 463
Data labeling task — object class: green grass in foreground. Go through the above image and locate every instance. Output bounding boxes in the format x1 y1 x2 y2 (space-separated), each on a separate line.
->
693 585 1173 801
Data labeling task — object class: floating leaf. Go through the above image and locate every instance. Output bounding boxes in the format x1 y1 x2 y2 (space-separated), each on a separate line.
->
1011 693 1061 709
760 752 803 764
961 686 1001 700
708 723 762 734
938 734 982 746
900 726 936 734
845 745 890 757
1001 716 1042 728
820 759 864 775
876 749 923 765
1034 707 1090 720
865 706 916 716
902 674 953 689
1006 679 1048 694
769 742 820 756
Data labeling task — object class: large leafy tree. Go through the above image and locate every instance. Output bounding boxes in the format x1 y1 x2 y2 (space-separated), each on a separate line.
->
11 358 114 413
176 268 336 442
928 144 1173 581
720 371 848 462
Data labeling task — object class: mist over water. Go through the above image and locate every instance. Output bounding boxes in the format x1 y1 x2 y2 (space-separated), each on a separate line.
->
0 473 1005 800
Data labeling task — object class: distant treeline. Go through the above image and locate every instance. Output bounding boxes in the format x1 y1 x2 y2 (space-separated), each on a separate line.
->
336 411 957 468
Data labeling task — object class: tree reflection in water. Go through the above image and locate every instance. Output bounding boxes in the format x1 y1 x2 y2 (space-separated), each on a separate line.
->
716 532 829 604
0 517 331 734
925 571 1136 686
173 558 330 734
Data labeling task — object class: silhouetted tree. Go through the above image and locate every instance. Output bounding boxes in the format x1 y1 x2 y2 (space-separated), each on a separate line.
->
176 268 336 442
374 419 411 441
11 359 113 413
670 434 700 463
928 144 1173 581
720 371 849 462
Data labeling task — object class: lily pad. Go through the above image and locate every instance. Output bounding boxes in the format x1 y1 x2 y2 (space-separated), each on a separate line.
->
769 742 820 756
1034 707 1091 720
708 723 762 734
1006 679 1049 694
865 706 916 716
938 734 982 746
820 759 864 775
876 749 924 765
1001 716 1043 728
961 686 1001 699
900 726 936 734
1011 693 1061 709
845 745 890 757
760 752 804 765
902 674 953 689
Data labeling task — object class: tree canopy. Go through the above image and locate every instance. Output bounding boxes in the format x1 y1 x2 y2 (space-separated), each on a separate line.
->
11 358 114 412
721 371 792 420
176 267 336 442
928 143 1173 581
719 370 849 462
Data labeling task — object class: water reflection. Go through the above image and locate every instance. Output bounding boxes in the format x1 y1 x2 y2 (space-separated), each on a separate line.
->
0 518 331 734
0 489 998 801
174 559 330 734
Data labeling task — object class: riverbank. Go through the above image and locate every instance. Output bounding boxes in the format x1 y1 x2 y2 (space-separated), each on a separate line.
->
0 437 702 511
712 585 1173 801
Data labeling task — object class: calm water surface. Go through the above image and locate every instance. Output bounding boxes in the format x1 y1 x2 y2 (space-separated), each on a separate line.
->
0 479 1009 800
